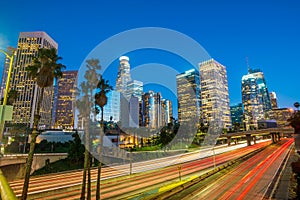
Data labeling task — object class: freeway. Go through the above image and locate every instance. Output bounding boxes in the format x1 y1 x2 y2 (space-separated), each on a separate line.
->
9 140 273 199
168 138 294 200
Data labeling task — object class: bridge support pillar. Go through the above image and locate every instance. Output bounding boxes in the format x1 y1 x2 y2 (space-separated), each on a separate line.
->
227 136 231 146
271 132 277 143
246 134 252 146
277 132 281 141
234 138 237 145
253 136 256 144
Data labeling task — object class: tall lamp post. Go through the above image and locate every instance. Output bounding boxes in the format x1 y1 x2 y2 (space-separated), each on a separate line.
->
294 102 300 112
0 49 15 151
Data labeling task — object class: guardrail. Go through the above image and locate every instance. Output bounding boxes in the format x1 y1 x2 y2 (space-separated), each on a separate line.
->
0 169 17 200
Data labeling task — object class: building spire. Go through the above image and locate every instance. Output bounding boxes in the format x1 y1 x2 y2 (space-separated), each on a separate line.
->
246 56 251 73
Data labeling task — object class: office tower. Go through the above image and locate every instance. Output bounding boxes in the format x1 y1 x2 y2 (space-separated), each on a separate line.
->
0 47 15 101
162 99 172 126
242 67 271 130
10 32 58 128
116 56 132 99
249 68 272 112
53 70 78 129
267 108 293 127
141 91 163 129
98 90 121 122
270 92 278 109
126 80 143 101
176 69 201 124
129 96 139 127
115 56 143 128
199 59 232 129
230 103 243 129
242 73 264 130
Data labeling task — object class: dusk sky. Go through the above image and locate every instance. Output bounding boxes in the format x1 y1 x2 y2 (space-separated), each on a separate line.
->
0 0 299 113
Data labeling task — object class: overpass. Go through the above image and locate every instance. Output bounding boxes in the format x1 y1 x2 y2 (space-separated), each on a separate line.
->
0 153 67 181
219 127 294 146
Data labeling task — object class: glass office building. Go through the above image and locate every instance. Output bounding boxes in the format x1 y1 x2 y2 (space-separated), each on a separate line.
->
53 70 78 129
199 59 232 129
242 68 271 130
10 32 58 128
176 69 201 124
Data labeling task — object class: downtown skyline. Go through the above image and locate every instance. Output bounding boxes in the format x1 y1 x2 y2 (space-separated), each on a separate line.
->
0 0 299 109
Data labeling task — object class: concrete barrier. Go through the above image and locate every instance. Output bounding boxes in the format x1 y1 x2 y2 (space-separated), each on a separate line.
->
0 169 17 200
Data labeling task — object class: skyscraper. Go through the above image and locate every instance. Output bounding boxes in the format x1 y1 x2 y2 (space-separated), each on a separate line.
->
141 91 163 129
115 56 143 128
176 69 201 124
230 103 243 126
10 32 58 128
126 80 143 101
162 99 172 126
0 47 15 101
249 69 272 112
97 90 121 122
242 73 264 130
116 56 132 100
267 108 293 127
53 70 78 129
199 59 232 129
242 68 271 130
269 92 278 109
129 96 139 127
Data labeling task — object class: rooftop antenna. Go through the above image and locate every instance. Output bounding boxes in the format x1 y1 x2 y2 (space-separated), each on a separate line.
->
246 56 251 73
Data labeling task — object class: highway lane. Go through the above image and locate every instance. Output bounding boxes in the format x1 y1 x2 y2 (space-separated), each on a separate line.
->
8 140 272 199
171 138 293 200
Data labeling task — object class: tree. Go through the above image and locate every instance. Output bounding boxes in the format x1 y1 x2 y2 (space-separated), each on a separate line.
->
94 78 112 199
7 89 19 105
288 110 300 134
21 48 65 200
1 89 19 105
68 131 85 164
77 59 101 200
294 102 300 111
232 122 241 132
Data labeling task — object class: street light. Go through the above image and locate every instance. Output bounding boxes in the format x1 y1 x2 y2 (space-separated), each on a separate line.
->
0 49 15 149
294 102 300 112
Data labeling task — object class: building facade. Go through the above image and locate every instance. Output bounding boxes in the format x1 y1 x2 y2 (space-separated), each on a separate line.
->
10 32 58 128
199 59 232 129
126 80 143 101
269 91 278 109
116 56 132 100
242 73 264 130
242 68 271 130
267 108 293 127
162 99 172 126
98 90 121 123
0 47 15 101
53 70 78 129
140 91 164 129
230 103 243 129
249 69 272 113
176 69 201 124
129 96 139 127
115 56 143 128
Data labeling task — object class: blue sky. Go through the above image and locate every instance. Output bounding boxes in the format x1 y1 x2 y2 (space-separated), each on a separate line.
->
0 0 299 114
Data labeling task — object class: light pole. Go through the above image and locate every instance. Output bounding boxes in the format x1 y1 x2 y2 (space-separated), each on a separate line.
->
0 49 15 148
294 102 300 112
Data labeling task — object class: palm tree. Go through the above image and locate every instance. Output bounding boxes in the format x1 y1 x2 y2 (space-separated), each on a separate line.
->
1 89 19 105
77 59 101 200
21 48 65 200
7 89 19 105
294 102 300 111
94 78 112 199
